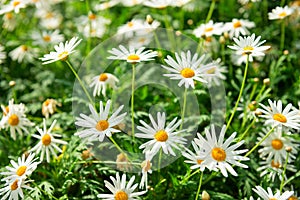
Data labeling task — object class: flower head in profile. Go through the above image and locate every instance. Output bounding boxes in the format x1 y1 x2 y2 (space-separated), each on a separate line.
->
228 34 270 61
0 0 27 15
196 125 249 177
30 119 67 163
223 18 255 38
89 73 119 97
268 6 294 20
97 173 146 199
140 152 153 190
257 99 300 130
1 153 39 182
182 141 207 171
75 100 127 142
135 112 187 156
39 37 82 64
108 45 157 64
9 45 36 63
161 50 215 88
203 58 227 86
252 186 294 200
42 98 61 119
257 127 299 165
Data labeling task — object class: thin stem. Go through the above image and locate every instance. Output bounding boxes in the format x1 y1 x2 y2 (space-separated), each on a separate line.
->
180 169 201 184
195 171 204 200
280 0 286 6
226 55 249 132
131 64 136 143
238 118 256 142
180 88 188 130
244 126 275 157
205 0 216 23
255 84 266 101
76 160 141 165
280 20 285 51
279 151 290 193
29 179 59 200
65 60 94 105
158 148 163 173
109 136 124 154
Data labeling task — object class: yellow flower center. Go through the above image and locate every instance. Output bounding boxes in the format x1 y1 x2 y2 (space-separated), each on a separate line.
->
206 67 216 74
5 13 13 20
10 180 19 191
271 160 281 168
288 196 298 200
205 37 212 42
21 45 28 51
115 190 128 200
154 130 168 142
8 114 19 126
42 134 52 146
45 12 53 19
197 159 203 164
141 160 151 172
58 51 69 61
127 21 134 27
16 166 27 176
96 120 109 131
181 68 195 78
279 11 287 17
43 35 51 42
13 1 20 7
269 198 278 200
204 27 213 32
233 21 242 28
243 46 254 51
273 113 287 123
127 54 140 61
211 147 226 162
99 73 108 82
43 99 51 106
271 139 283 150
88 13 96 20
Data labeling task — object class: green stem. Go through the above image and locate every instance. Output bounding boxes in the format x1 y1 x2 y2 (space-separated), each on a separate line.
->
280 20 285 51
76 160 141 165
163 8 175 51
109 136 124 154
131 64 136 143
158 148 163 173
221 43 226 62
280 0 285 6
279 151 290 193
180 88 188 130
255 84 266 101
195 171 204 200
180 169 201 184
226 55 249 132
205 0 216 23
244 126 275 157
238 118 256 142
65 60 94 105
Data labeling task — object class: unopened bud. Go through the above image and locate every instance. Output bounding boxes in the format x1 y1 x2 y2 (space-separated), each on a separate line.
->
283 50 289 55
255 110 262 116
285 146 292 152
9 81 16 87
253 77 259 83
146 15 153 24
219 36 225 44
263 78 270 85
202 190 210 200
223 31 229 39
187 19 193 25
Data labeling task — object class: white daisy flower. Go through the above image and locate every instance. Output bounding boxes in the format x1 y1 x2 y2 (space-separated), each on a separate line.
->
196 125 249 177
252 186 294 200
238 0 260 5
143 0 173 9
117 19 145 38
1 99 34 140
171 0 192 7
30 119 67 163
89 73 119 97
95 0 119 10
75 100 127 142
182 141 207 171
1 153 39 182
9 45 36 63
161 50 214 89
31 30 64 47
42 98 61 119
203 58 227 86
135 112 187 156
257 127 299 165
39 37 82 64
36 9 63 30
0 0 27 15
139 152 153 190
0 179 33 200
97 172 146 199
223 18 255 38
228 34 270 61
193 20 224 38
0 44 6 64
257 99 300 130
268 6 294 20
257 159 296 182
121 0 144 7
2 12 17 31
108 45 157 64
